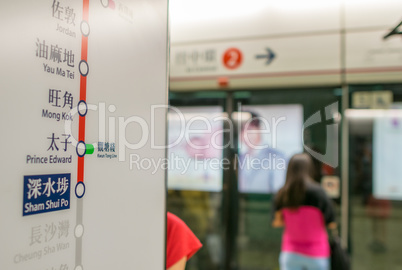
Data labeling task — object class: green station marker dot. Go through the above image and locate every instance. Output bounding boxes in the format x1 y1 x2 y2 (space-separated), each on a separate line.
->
85 144 94 155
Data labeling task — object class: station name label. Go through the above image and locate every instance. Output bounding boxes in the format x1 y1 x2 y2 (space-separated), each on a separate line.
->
23 173 71 216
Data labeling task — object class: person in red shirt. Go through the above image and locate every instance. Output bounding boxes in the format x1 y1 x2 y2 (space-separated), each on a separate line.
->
167 212 202 270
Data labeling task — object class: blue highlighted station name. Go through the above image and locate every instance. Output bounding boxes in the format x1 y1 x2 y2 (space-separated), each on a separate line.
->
23 173 71 216
24 198 69 213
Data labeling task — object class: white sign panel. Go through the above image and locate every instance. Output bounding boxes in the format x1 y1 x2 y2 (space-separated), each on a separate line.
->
170 34 341 79
373 114 402 200
346 30 402 71
352 91 393 109
321 176 340 199
0 0 168 269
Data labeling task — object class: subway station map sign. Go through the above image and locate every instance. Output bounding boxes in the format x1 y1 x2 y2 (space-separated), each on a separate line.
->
0 1 168 269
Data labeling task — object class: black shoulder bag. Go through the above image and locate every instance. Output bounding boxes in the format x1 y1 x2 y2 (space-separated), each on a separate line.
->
329 229 350 270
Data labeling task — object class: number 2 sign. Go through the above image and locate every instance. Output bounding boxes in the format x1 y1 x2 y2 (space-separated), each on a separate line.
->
223 48 243 70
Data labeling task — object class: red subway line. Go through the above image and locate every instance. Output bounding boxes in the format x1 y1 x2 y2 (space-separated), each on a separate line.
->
77 0 90 183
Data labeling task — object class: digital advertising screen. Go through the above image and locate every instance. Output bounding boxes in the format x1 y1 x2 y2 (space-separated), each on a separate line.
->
237 104 304 194
167 106 224 192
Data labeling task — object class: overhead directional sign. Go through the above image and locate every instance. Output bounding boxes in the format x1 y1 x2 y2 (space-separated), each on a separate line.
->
170 34 341 78
255 48 276 65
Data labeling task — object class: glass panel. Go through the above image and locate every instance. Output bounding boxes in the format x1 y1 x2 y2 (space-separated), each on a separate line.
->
167 93 227 270
167 88 342 270
167 190 224 270
348 83 402 270
236 193 282 269
234 88 341 270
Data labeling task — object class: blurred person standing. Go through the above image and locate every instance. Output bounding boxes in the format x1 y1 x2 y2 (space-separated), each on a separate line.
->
272 153 336 270
167 212 203 270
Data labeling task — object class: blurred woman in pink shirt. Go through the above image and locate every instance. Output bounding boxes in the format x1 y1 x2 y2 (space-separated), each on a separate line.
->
272 153 337 270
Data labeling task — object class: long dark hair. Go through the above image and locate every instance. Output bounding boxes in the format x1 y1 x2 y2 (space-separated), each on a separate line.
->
276 153 314 208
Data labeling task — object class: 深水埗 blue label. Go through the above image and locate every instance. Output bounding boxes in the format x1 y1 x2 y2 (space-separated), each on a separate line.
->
23 173 71 216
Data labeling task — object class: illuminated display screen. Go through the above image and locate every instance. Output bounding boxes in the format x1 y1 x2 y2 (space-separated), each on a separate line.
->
238 105 303 194
167 106 224 192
